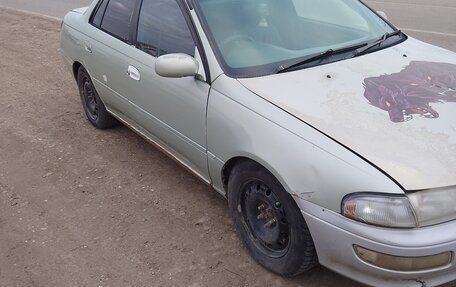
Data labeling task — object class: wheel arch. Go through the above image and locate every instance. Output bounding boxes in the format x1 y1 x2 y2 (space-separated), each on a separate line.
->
221 156 249 192
221 155 294 199
72 61 83 81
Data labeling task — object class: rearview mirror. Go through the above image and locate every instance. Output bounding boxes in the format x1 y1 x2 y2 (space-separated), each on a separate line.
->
377 11 388 20
155 53 199 78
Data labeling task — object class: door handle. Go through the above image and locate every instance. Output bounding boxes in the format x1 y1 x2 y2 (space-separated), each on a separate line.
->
127 65 140 81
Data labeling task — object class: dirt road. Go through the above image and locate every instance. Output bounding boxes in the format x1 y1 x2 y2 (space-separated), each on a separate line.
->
0 7 454 287
0 0 91 18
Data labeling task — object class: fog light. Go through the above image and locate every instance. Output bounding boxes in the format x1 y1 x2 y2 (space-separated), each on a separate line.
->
354 245 452 271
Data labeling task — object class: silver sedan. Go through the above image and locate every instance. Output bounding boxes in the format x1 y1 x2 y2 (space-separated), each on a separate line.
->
60 0 456 286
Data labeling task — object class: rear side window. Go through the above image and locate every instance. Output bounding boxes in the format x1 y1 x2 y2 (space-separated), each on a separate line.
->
136 0 195 57
91 0 108 27
100 0 136 41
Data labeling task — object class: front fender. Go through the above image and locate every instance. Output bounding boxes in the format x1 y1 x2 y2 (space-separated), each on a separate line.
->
207 75 403 212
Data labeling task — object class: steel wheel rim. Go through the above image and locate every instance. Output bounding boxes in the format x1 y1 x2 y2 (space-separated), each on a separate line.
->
81 76 98 121
240 180 291 258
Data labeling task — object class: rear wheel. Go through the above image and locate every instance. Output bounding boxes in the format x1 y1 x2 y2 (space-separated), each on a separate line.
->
77 66 117 129
228 160 318 277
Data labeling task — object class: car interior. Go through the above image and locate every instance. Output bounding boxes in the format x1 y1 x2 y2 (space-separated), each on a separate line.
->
199 0 373 68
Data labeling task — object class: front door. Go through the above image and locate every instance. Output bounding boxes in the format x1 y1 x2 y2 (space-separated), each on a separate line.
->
122 0 211 180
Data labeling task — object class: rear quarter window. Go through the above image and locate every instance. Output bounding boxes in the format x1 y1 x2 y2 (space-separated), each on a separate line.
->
91 0 108 27
99 0 136 41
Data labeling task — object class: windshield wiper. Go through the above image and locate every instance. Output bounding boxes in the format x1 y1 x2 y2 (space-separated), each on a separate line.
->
276 30 403 74
351 30 403 57
277 42 367 74
277 49 335 73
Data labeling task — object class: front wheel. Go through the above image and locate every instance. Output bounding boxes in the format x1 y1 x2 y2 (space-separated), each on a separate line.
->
228 161 318 277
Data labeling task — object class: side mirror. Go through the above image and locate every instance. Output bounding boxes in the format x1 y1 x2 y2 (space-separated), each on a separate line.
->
155 53 199 78
377 11 388 20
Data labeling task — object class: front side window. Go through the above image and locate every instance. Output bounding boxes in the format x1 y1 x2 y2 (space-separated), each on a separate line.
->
195 0 400 77
137 0 195 57
100 0 136 41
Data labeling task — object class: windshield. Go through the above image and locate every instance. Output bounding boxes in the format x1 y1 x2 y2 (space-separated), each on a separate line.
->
195 0 398 77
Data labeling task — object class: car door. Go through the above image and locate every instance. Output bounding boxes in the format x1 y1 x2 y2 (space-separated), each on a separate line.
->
83 0 210 181
83 0 140 118
118 0 211 181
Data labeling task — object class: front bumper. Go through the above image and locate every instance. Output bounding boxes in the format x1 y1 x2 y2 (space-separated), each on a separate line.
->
296 199 456 287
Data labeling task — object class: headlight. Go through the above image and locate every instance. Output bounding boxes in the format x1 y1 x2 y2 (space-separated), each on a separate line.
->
342 194 417 228
407 186 456 227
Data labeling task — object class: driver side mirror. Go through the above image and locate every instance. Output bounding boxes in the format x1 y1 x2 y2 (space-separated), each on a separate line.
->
377 11 388 20
155 53 199 78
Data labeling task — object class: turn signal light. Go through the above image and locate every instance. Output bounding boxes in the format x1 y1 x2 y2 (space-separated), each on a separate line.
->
354 245 452 271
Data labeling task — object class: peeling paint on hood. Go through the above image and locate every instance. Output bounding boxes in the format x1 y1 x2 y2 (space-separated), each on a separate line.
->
238 38 456 191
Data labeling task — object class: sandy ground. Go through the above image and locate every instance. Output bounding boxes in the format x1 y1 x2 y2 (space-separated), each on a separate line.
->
0 8 455 287
0 0 92 18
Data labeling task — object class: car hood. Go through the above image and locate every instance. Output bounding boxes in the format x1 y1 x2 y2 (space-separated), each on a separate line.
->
238 38 456 191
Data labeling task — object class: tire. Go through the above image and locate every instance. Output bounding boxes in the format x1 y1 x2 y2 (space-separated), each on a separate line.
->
77 66 118 129
228 160 318 277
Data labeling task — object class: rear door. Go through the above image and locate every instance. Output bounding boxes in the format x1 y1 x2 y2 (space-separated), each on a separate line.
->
84 0 139 115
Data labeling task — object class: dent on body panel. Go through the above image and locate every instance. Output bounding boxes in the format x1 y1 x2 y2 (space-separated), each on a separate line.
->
207 87 310 200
